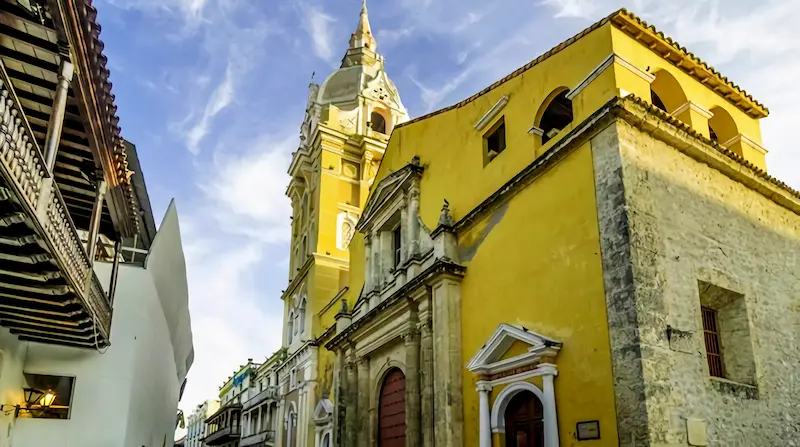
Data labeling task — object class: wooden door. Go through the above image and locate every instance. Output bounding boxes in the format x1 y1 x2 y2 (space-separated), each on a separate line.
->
504 390 544 447
378 368 406 447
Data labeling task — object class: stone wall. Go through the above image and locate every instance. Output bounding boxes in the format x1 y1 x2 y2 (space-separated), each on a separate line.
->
594 119 800 446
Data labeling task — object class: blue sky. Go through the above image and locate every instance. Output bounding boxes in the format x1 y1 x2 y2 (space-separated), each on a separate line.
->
93 0 800 423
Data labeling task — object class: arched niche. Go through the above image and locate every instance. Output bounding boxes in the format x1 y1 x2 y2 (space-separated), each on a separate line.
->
650 69 687 114
535 88 573 145
708 106 739 144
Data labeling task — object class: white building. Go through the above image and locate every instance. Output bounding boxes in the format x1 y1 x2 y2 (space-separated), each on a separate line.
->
204 360 260 446
187 400 221 447
240 352 283 447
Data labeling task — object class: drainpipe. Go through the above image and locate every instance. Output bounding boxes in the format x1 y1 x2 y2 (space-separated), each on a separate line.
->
86 178 107 263
43 58 74 171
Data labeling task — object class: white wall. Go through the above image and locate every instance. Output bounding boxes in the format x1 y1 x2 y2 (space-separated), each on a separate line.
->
0 328 30 447
10 201 193 447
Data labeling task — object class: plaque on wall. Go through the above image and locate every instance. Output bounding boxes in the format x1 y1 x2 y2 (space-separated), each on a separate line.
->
576 420 601 441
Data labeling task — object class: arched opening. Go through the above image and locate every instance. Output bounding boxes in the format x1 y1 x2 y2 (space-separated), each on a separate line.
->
322 433 331 447
503 390 544 447
378 368 406 447
287 312 294 343
299 298 306 333
536 88 573 145
650 70 687 115
286 405 298 447
301 236 307 259
708 106 738 144
370 111 387 134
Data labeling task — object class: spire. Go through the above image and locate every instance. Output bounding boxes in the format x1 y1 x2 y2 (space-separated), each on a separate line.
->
349 0 376 51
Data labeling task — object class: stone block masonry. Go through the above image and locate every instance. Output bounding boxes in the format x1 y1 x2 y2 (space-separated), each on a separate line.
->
594 119 800 446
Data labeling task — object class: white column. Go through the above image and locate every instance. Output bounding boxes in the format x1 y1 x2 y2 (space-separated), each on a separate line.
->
541 365 559 447
477 382 492 447
43 59 74 170
364 234 373 291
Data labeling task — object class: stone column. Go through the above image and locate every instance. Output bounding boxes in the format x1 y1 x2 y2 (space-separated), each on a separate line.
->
357 357 370 447
400 204 408 264
407 184 420 256
540 364 559 447
276 399 284 447
404 329 422 446
431 276 463 447
344 350 359 447
364 234 373 292
477 382 492 447
333 349 345 446
419 319 434 447
371 231 382 289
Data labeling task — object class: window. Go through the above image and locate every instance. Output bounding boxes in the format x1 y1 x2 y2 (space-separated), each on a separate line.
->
484 118 506 163
370 112 387 134
299 298 306 333
537 89 573 144
23 373 74 419
288 312 294 343
392 225 402 267
697 281 756 385
701 306 724 378
294 311 300 335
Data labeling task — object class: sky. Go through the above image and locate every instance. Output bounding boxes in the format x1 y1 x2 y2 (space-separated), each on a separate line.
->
93 0 800 428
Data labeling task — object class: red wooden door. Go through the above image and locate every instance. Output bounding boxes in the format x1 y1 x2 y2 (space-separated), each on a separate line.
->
504 390 544 447
378 368 406 447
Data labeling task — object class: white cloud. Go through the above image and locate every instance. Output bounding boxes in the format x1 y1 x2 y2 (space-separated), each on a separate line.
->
102 0 209 30
184 62 237 154
539 0 598 19
410 67 474 112
299 5 338 62
200 136 294 243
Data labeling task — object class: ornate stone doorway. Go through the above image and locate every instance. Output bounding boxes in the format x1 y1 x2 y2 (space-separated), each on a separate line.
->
503 390 544 447
378 368 406 446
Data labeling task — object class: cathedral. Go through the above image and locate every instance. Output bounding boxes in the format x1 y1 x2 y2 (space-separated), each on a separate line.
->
274 3 800 447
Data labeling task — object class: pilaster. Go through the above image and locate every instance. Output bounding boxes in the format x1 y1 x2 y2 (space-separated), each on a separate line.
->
431 275 464 446
403 329 422 445
357 357 370 447
419 318 434 447
344 349 359 446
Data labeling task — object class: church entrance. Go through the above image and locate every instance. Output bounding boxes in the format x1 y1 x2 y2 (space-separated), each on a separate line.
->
504 390 545 447
378 368 406 447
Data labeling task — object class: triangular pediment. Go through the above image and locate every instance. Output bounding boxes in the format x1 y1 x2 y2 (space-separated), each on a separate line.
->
313 398 333 423
466 324 562 375
356 160 423 232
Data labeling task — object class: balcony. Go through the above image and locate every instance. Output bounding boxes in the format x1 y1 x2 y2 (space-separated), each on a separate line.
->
204 403 243 446
243 386 278 411
240 430 275 447
0 76 111 347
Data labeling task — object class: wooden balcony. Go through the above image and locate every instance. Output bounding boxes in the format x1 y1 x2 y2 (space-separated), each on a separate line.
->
0 74 110 347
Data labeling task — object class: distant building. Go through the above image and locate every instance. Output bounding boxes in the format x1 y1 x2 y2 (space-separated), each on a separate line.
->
186 400 220 447
240 351 285 447
0 1 193 446
204 360 261 446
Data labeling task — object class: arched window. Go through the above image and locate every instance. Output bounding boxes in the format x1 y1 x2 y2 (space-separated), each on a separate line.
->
708 106 738 144
287 312 294 343
299 298 306 333
293 311 300 335
370 111 387 134
301 236 307 259
536 88 573 145
650 70 687 115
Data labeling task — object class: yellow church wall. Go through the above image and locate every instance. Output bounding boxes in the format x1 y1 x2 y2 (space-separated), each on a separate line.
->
609 27 764 143
377 24 617 230
459 142 617 446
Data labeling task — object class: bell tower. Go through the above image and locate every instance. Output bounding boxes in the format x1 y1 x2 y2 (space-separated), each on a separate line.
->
277 1 408 446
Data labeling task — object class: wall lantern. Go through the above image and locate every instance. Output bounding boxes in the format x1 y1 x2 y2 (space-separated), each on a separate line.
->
1 388 57 417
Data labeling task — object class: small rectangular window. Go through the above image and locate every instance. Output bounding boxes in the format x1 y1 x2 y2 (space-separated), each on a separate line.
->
393 226 402 267
484 119 506 164
23 373 75 419
701 306 724 378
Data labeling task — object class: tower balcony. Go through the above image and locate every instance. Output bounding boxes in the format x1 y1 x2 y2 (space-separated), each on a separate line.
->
0 76 110 348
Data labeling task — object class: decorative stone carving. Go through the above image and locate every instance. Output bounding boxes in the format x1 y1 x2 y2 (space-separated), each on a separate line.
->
438 199 455 227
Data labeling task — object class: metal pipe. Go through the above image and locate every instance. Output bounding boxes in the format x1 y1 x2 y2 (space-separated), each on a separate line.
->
86 179 107 262
43 59 74 171
108 239 122 307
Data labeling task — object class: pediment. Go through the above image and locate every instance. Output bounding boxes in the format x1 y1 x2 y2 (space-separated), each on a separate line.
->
356 160 423 233
313 398 333 423
466 324 562 375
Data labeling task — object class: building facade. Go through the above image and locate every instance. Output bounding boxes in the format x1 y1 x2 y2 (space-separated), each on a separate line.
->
0 1 194 446
274 2 409 447
187 400 221 447
273 5 800 447
241 351 284 447
205 360 261 447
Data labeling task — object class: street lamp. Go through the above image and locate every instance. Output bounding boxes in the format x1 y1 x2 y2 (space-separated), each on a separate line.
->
1 388 57 417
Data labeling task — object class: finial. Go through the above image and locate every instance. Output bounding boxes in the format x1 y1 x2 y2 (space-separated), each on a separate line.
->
438 199 455 227
340 299 349 313
411 155 420 167
362 0 367 13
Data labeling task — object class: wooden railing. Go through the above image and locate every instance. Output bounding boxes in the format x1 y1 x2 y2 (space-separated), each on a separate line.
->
0 73 111 340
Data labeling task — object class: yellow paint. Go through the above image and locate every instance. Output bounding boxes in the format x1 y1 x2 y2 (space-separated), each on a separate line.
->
306 8 772 444
498 340 532 363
